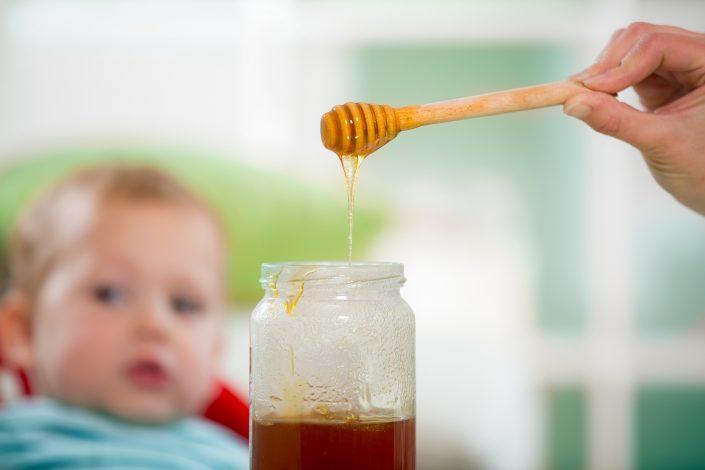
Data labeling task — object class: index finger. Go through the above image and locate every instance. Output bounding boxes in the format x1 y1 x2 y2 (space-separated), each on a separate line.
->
583 32 705 94
573 23 704 82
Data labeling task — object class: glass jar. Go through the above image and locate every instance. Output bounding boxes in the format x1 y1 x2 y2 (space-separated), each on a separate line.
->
250 262 415 470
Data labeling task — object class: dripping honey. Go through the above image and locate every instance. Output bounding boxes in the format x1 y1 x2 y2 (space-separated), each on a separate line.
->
340 154 363 262
322 101 395 263
284 281 305 315
272 269 316 316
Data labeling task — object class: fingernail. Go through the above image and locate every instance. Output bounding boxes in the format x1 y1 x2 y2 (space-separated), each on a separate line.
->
571 70 593 82
583 76 600 87
582 73 605 87
571 64 601 82
564 102 592 119
583 68 616 87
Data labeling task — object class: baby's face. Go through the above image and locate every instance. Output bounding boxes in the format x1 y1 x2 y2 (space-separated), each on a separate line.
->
30 200 225 422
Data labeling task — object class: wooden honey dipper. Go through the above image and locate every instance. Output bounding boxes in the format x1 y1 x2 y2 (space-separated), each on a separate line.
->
321 80 589 157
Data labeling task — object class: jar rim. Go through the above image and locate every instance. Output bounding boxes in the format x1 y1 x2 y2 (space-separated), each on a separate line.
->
260 261 404 288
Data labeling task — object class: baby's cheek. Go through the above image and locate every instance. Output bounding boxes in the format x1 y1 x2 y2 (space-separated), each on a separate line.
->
37 315 122 401
176 325 220 409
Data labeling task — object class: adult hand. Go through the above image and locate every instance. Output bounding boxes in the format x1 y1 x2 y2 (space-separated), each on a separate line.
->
564 22 705 215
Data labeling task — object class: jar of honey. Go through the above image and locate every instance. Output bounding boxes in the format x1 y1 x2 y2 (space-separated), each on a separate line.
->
250 262 416 470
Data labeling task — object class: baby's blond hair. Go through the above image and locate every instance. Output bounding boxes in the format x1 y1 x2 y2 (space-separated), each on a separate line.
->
5 165 223 302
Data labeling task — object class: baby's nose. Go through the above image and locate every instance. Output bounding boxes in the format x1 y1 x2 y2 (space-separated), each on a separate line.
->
133 302 172 341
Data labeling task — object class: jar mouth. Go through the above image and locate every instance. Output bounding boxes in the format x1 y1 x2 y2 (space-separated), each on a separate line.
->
260 261 405 289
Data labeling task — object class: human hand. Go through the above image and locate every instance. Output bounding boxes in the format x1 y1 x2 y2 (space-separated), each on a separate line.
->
564 22 705 215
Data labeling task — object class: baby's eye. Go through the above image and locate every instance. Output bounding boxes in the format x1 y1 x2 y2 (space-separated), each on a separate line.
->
92 284 126 306
171 295 204 315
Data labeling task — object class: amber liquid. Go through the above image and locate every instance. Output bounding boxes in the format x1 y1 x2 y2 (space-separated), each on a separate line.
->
251 417 415 470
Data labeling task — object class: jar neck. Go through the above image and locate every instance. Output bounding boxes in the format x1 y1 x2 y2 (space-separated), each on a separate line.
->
263 282 402 301
260 262 405 300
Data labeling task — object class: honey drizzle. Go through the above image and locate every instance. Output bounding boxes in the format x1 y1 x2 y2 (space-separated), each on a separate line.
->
280 268 317 316
340 155 363 263
284 281 305 315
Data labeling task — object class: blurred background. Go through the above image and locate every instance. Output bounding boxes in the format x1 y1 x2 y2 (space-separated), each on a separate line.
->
0 0 705 469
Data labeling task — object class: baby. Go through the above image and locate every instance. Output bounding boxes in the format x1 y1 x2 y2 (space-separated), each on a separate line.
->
0 165 248 468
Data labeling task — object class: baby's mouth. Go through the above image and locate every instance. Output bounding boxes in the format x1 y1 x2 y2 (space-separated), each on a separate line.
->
126 360 170 390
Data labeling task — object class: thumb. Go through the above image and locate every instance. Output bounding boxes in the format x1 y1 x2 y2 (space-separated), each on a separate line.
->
563 91 666 152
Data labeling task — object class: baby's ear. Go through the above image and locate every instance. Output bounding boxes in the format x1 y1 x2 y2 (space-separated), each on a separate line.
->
0 292 34 370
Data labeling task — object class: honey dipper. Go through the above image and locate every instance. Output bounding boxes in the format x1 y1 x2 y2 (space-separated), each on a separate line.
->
320 80 589 157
